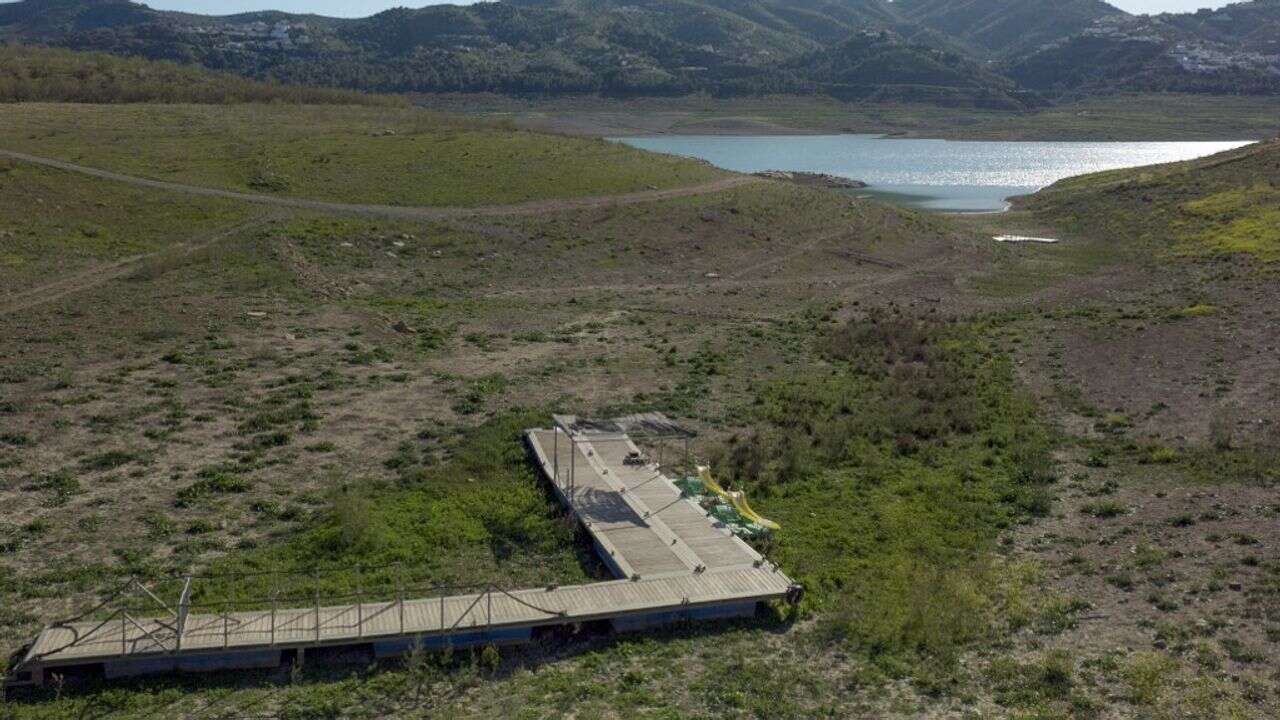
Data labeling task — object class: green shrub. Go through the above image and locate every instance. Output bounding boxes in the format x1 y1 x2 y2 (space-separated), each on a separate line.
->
0 431 30 446
79 450 142 471
1106 573 1135 591
142 512 176 539
329 490 385 553
1082 500 1126 518
1126 652 1179 705
1143 445 1178 464
35 469 81 506
186 519 218 535
1035 650 1075 699
176 471 252 506
238 400 318 435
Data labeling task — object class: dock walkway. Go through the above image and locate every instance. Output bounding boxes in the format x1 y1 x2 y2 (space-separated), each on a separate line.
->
8 420 795 687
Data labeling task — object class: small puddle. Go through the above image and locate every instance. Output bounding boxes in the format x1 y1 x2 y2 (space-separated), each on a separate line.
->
993 235 1059 244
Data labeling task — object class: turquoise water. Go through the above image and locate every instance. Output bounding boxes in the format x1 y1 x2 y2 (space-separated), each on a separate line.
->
614 135 1252 212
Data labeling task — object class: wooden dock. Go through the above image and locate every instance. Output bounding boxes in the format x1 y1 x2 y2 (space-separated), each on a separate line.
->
7 420 796 688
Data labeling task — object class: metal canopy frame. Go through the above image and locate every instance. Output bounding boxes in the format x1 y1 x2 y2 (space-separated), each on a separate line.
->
549 414 695 513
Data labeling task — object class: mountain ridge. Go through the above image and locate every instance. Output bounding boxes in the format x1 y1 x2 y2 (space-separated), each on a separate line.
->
1 0 1277 101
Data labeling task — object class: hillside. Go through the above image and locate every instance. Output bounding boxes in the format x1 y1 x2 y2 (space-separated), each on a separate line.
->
1007 5 1280 95
5 0 1280 101
1160 0 1280 54
789 29 1030 107
0 44 396 104
0 0 1026 104
893 0 1123 58
1023 137 1280 261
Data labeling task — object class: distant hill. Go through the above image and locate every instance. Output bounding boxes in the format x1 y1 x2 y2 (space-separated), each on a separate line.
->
1159 0 1280 55
1006 5 1280 96
893 0 1124 58
0 0 1034 105
1 0 1277 102
789 29 1029 108
0 44 398 104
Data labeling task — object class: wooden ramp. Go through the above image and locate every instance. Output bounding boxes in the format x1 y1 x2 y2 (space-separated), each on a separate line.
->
8 423 795 688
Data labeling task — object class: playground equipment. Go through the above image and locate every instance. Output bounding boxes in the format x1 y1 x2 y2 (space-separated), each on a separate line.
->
697 465 731 500
676 466 781 537
728 491 781 532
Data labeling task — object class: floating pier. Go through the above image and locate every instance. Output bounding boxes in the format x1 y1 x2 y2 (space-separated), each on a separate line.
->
7 415 796 688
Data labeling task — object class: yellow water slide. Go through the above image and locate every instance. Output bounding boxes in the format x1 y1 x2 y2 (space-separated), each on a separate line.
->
697 465 732 501
728 491 781 531
697 465 781 531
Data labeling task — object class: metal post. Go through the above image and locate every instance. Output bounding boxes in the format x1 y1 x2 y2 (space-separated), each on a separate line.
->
553 427 559 485
121 612 127 655
314 572 321 644
439 594 445 634
271 594 277 646
486 587 492 628
397 563 405 636
355 564 363 638
176 575 192 653
224 577 233 649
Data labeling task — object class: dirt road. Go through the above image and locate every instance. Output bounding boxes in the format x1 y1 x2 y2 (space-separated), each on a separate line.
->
0 149 761 220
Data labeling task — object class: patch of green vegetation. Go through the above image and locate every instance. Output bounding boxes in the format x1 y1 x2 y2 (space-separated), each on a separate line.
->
1173 445 1280 487
78 449 144 472
1143 445 1179 465
33 469 81 507
175 469 253 507
1192 206 1280 262
0 163 250 290
1026 140 1280 264
987 650 1080 712
1169 303 1217 319
450 374 510 416
1081 500 1127 518
1125 651 1179 706
238 397 319 436
0 431 31 447
190 411 593 606
0 104 726 208
708 311 1054 674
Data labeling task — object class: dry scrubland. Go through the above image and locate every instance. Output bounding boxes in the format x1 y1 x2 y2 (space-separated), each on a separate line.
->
0 103 1278 719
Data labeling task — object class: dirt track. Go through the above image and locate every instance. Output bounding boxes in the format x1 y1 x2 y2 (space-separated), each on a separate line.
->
0 149 762 220
0 215 275 315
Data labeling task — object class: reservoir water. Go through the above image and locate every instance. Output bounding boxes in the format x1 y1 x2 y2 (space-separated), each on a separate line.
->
614 135 1252 212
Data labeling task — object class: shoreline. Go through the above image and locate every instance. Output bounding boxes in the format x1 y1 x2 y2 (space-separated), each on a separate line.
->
417 93 1280 143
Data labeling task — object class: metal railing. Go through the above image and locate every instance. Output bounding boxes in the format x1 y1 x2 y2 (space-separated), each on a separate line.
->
21 566 568 666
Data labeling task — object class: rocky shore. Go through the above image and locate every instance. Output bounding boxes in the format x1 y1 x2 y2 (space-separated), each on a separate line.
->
754 170 868 189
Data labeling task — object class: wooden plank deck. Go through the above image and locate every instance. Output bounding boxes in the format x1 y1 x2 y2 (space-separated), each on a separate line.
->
11 425 795 685
588 435 763 572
